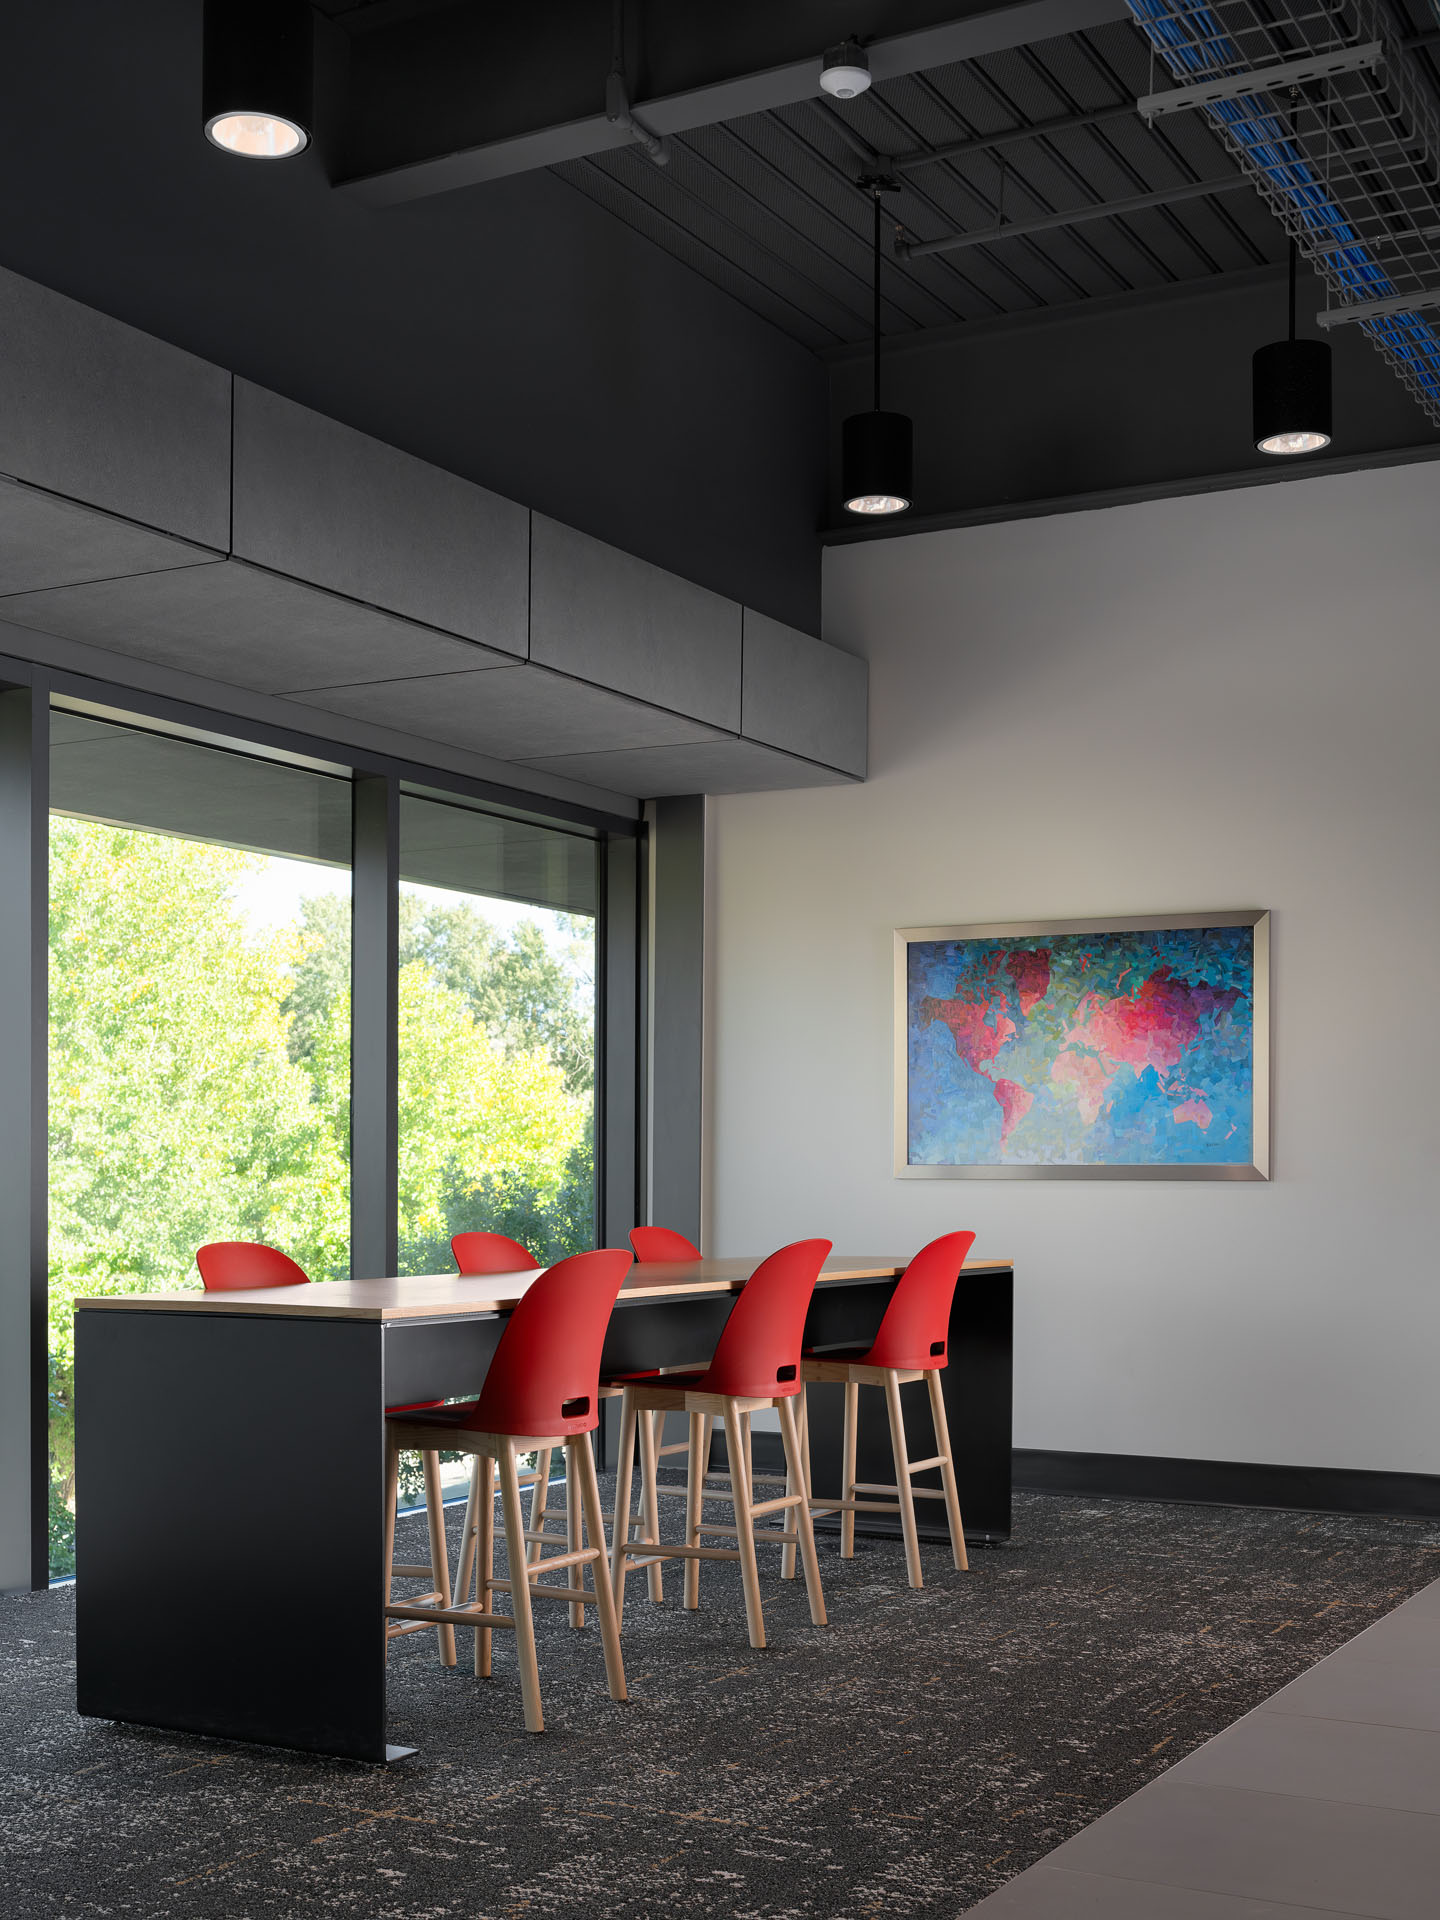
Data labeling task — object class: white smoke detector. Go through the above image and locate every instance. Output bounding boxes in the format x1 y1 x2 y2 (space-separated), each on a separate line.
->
820 40 871 101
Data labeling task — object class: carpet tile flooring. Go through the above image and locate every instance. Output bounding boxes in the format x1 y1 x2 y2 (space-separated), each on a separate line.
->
3 1489 1439 1918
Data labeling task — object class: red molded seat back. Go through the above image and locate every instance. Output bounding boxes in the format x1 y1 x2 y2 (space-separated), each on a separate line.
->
461 1249 633 1438
629 1226 701 1262
862 1231 976 1371
698 1239 831 1400
196 1242 309 1291
451 1231 539 1275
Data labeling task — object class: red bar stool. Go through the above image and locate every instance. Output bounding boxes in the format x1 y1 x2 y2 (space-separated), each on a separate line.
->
451 1231 617 1621
386 1248 632 1733
621 1225 707 1599
196 1241 457 1666
626 1225 794 1578
610 1238 831 1649
798 1230 975 1589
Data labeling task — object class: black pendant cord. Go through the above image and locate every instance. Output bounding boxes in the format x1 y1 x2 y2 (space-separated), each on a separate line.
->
872 187 882 413
1288 235 1297 343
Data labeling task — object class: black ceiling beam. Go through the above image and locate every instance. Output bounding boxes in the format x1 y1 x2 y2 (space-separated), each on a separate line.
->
897 177 1251 261
333 0 1134 206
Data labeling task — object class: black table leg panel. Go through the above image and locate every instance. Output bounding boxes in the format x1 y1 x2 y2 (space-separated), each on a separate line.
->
75 1309 389 1761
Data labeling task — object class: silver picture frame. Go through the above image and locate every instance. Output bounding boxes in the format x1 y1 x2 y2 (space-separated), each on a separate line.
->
894 911 1271 1181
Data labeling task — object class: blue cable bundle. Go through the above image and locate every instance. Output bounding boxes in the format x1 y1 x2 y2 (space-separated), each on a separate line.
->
1127 0 1440 415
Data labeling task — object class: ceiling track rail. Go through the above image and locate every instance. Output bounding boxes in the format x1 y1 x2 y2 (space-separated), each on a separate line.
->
1126 0 1440 426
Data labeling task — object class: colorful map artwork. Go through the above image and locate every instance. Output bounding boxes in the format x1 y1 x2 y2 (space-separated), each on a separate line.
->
906 925 1255 1167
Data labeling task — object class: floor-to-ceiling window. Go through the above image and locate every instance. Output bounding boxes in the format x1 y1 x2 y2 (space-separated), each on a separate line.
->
46 710 352 1575
395 790 599 1276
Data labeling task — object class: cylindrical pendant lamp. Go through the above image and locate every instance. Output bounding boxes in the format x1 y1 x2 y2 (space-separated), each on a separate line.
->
203 0 313 159
842 181 913 515
1253 239 1332 455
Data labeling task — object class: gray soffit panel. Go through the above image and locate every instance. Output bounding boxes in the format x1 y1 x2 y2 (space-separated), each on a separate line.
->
516 738 858 798
530 514 742 730
0 478 221 597
0 267 230 549
284 662 725 762
741 609 867 778
233 382 529 656
0 558 513 695
50 714 351 866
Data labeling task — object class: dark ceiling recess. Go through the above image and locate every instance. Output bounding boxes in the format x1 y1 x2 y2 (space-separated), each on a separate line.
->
325 1 1276 353
314 0 1440 532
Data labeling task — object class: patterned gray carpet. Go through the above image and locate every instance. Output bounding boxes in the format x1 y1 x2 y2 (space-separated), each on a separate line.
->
4 1488 1439 1919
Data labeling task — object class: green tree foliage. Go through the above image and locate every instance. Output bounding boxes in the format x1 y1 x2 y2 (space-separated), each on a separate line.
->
286 891 595 1093
47 818 596 1575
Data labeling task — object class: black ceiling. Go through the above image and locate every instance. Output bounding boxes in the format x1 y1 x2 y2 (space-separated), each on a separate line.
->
562 17 1279 353
3 0 1440 635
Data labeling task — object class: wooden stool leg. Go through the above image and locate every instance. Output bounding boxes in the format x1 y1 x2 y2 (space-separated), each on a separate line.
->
927 1368 968 1572
609 1388 639 1624
683 1410 706 1611
574 1435 628 1703
454 1455 481 1611
475 1452 496 1679
383 1440 399 1658
840 1380 859 1559
726 1398 767 1650
497 1440 544 1733
778 1393 827 1627
781 1394 798 1583
883 1371 924 1590
638 1408 664 1605
422 1449 457 1667
566 1443 585 1628
528 1448 553 1566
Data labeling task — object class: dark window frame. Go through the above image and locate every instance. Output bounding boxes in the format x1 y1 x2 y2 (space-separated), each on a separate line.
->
0 658 642 1588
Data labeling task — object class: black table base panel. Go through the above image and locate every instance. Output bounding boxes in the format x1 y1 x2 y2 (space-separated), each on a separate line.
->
75 1310 390 1762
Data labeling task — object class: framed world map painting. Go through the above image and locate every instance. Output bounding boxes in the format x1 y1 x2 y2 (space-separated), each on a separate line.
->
895 912 1269 1180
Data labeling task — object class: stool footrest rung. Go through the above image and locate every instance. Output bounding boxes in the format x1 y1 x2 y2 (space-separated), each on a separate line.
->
500 1545 601 1576
488 1579 600 1605
696 1522 799 1543
849 1481 949 1499
618 1542 740 1563
387 1601 515 1629
391 1563 435 1579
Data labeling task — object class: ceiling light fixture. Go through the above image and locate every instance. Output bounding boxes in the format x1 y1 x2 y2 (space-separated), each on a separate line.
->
1254 238 1332 455
842 178 912 516
820 40 871 101
203 0 313 159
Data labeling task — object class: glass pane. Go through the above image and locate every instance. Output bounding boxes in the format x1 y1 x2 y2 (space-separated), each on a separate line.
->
47 711 352 1578
396 792 598 1278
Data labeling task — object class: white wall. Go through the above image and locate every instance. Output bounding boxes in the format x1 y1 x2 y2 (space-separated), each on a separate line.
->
705 462 1440 1475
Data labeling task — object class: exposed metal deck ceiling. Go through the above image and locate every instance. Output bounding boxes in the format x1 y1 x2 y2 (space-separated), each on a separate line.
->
555 16 1281 353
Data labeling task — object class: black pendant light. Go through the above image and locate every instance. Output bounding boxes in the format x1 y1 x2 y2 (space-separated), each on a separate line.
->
842 179 913 516
1253 238 1332 456
203 0 313 159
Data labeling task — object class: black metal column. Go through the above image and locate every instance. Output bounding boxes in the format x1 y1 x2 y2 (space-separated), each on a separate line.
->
351 775 398 1279
645 795 705 1245
0 678 49 1591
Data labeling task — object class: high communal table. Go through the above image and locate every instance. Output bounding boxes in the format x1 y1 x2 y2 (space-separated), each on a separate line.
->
74 1252 1013 1762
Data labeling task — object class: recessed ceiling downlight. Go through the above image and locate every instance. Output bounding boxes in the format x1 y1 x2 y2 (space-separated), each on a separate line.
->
202 0 313 160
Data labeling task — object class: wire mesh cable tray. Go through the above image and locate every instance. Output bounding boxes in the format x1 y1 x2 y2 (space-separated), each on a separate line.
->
1128 0 1440 424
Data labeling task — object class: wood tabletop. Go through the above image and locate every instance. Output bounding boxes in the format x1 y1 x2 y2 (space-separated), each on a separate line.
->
75 1252 1012 1323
